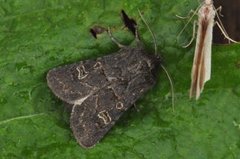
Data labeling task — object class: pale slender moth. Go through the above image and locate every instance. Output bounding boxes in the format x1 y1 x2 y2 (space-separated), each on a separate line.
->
178 0 238 100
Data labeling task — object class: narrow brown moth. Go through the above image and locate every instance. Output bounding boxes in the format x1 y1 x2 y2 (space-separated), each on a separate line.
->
178 0 238 100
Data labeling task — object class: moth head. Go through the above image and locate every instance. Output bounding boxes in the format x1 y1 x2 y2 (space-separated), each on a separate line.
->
145 52 162 77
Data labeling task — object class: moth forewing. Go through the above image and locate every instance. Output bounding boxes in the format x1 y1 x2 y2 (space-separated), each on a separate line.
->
190 1 215 99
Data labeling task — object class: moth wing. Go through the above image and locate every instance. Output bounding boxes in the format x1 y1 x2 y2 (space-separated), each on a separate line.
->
70 63 157 148
203 14 214 83
47 59 108 105
190 23 203 99
48 46 159 148
190 9 214 99
70 87 128 148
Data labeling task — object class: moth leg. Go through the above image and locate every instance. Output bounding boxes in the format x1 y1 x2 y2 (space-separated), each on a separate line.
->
133 103 140 112
176 6 200 40
214 6 238 44
107 27 126 48
182 20 197 48
176 9 197 19
214 6 223 17
215 21 239 43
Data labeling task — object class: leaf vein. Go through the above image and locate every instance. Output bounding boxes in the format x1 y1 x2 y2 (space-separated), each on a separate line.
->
0 113 47 125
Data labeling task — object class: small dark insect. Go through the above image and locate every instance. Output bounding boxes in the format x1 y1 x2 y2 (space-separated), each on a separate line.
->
47 10 162 148
121 10 137 35
90 25 107 38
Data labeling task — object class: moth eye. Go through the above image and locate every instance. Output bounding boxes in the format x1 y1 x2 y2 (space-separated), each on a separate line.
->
76 65 89 80
116 102 124 110
98 110 112 125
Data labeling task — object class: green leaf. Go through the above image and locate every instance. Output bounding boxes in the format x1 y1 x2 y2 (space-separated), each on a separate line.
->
0 0 240 158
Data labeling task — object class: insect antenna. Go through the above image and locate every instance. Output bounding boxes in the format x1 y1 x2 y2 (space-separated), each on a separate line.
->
138 9 175 111
106 27 126 48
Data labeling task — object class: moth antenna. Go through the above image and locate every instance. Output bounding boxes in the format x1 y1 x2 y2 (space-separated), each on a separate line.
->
135 27 141 42
160 64 175 112
107 27 126 48
137 9 157 54
138 9 175 111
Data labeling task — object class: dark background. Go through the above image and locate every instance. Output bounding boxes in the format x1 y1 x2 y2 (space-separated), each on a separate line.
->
213 0 240 44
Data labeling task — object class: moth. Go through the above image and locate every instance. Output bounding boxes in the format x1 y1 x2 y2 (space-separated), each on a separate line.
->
47 10 162 148
190 0 215 100
178 0 238 100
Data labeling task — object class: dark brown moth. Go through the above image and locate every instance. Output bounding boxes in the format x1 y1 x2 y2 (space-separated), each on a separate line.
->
47 10 161 148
